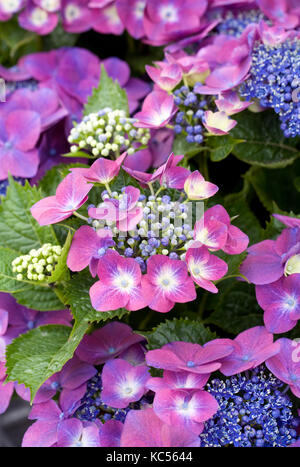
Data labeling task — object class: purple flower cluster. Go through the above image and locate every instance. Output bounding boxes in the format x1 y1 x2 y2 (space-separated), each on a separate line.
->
19 322 299 447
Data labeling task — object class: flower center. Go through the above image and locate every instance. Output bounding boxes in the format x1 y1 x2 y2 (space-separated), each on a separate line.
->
65 4 81 22
31 7 48 27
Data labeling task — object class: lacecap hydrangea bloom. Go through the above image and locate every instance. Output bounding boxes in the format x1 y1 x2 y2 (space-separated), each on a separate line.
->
31 148 249 313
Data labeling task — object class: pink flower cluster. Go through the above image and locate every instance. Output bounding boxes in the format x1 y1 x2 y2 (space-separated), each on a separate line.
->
241 214 300 334
31 152 249 314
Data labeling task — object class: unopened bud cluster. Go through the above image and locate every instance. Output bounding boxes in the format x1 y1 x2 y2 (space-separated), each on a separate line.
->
12 244 62 282
91 188 196 271
68 108 150 158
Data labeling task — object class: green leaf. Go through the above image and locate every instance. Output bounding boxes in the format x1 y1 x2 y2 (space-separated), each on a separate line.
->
0 246 65 311
245 164 300 214
223 181 263 245
62 151 95 159
13 285 66 312
206 280 263 334
0 177 57 254
229 110 299 168
42 22 78 50
58 270 130 324
172 134 200 158
83 64 129 116
145 318 217 350
208 136 241 162
6 323 89 402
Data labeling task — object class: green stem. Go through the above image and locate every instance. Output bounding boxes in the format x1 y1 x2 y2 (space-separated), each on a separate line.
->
148 182 155 196
104 182 112 196
198 151 209 181
73 211 89 222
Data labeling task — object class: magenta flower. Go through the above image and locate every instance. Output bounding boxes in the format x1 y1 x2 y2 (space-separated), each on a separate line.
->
67 226 115 277
20 48 100 114
266 338 300 398
88 186 143 232
215 91 252 115
22 398 80 447
61 0 94 33
185 245 228 293
123 152 184 187
240 226 300 285
7 86 68 133
89 250 152 311
120 408 201 447
57 419 100 447
18 1 59 35
71 153 127 185
0 108 40 180
0 364 14 415
165 52 209 87
31 172 92 225
146 340 234 374
100 419 123 447
34 1 61 13
113 0 145 38
257 0 299 29
153 388 218 434
0 308 14 414
256 275 300 334
203 110 237 135
194 204 249 254
101 358 149 408
146 62 182 92
76 322 145 365
147 370 210 392
134 90 177 129
119 343 146 366
30 121 74 184
273 214 300 229
195 32 253 95
92 2 124 35
184 170 219 200
116 0 146 39
143 0 208 46
16 355 96 405
142 255 196 313
219 326 280 376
